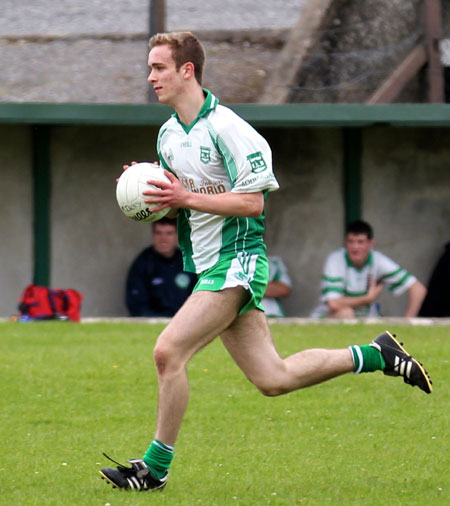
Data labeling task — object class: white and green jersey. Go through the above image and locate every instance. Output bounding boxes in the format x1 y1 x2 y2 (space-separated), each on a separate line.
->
261 256 292 317
312 248 417 317
157 90 279 274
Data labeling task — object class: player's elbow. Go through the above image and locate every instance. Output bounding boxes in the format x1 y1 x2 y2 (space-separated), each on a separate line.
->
327 298 340 312
280 284 292 297
411 281 427 302
248 207 263 217
246 194 264 217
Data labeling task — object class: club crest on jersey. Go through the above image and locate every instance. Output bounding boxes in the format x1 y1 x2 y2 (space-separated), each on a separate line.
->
247 151 267 173
200 146 211 164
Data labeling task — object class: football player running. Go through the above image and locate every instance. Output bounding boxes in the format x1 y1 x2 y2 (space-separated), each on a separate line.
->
99 31 432 492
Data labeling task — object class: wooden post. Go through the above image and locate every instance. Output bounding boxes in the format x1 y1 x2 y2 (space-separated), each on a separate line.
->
150 0 166 37
424 0 444 102
148 0 166 102
366 45 427 104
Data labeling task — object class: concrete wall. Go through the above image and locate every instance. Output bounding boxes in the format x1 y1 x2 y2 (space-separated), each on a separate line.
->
50 126 161 316
265 125 450 316
0 124 449 318
363 127 450 316
0 126 33 316
262 127 344 317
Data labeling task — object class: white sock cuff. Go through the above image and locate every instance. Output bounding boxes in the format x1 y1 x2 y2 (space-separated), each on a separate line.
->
349 345 364 374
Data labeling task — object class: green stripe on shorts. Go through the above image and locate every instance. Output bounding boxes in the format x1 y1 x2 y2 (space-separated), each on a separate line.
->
193 252 269 315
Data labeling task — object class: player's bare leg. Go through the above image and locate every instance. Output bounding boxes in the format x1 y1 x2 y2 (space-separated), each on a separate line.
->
100 287 248 490
100 292 432 491
221 309 354 395
330 306 355 318
153 287 248 444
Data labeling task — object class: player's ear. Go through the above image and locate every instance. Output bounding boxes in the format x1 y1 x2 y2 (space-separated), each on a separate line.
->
181 62 195 79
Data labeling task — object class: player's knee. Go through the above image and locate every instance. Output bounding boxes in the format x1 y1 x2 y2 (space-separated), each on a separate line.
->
153 343 179 376
153 345 167 375
258 385 286 397
331 306 355 318
253 379 287 397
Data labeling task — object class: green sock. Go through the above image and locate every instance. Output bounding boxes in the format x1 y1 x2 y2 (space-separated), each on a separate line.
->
142 439 174 479
349 345 385 374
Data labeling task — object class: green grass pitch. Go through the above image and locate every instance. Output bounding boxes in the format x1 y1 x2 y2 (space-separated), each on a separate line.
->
1 321 449 505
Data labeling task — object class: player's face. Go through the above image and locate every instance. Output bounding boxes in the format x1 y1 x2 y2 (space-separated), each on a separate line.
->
152 224 178 258
345 233 373 268
148 44 185 106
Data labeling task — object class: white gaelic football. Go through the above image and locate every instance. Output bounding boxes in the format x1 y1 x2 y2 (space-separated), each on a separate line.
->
116 162 172 223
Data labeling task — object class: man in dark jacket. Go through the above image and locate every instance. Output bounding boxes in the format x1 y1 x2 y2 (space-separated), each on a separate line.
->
126 218 197 317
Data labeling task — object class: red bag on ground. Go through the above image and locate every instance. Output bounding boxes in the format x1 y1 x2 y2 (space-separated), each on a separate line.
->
18 284 83 322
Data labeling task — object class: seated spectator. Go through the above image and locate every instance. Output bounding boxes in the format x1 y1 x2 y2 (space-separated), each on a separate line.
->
261 256 292 317
419 241 450 317
126 218 197 317
311 220 427 318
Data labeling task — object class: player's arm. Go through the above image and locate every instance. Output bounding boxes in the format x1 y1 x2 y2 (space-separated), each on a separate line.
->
265 258 292 298
404 280 427 317
265 281 291 298
183 190 263 217
143 171 264 217
326 277 383 312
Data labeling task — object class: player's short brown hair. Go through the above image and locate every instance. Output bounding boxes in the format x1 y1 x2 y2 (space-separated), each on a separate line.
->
149 31 206 85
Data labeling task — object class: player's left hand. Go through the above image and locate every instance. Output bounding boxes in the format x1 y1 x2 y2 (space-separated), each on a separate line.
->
143 170 188 211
